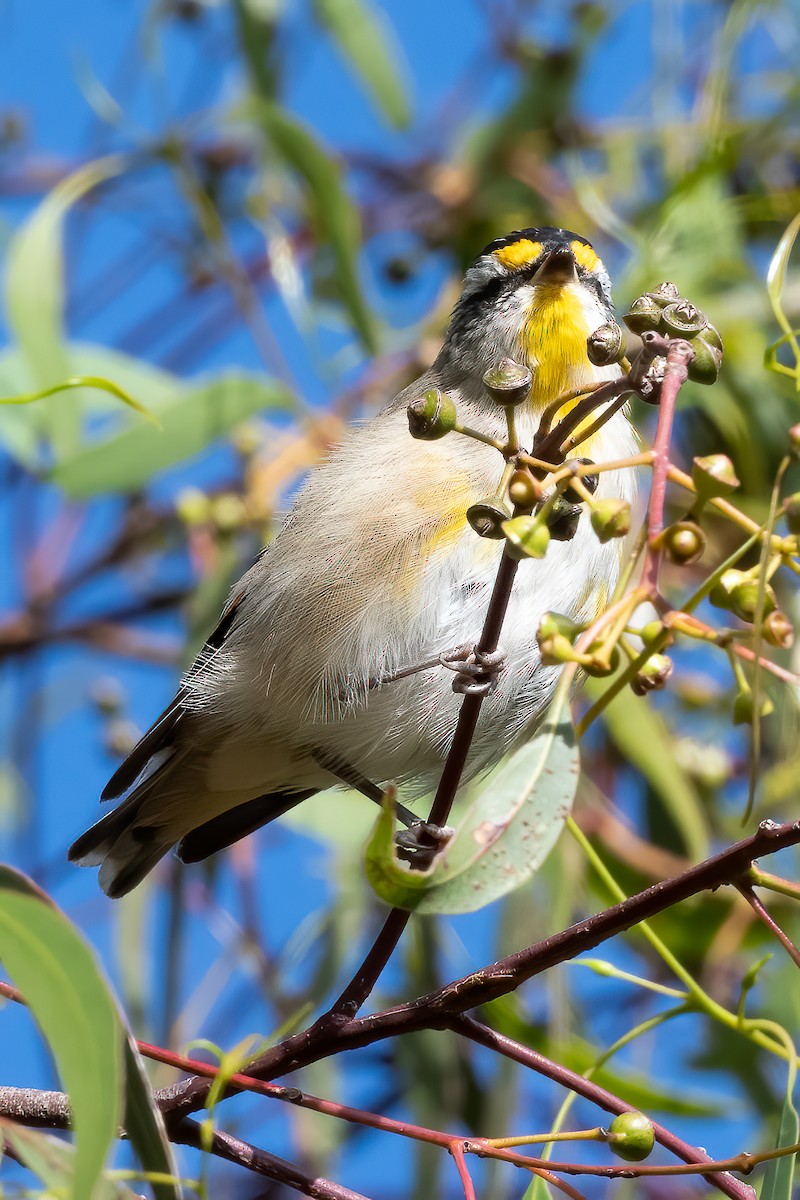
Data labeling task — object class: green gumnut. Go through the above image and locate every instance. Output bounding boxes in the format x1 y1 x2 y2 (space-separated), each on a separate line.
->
607 1111 655 1162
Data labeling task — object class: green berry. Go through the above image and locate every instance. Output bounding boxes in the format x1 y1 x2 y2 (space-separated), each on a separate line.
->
407 389 457 440
607 1112 655 1162
590 498 631 543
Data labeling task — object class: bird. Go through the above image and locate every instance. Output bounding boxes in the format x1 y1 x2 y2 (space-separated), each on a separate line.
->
70 226 639 897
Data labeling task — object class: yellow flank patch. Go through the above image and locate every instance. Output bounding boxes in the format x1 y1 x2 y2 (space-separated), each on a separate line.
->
521 285 589 409
493 239 543 270
571 240 600 272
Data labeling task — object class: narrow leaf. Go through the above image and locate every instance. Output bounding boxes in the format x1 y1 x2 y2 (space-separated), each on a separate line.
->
0 866 123 1200
766 211 800 340
253 102 377 352
123 1039 182 1200
365 686 579 914
50 372 294 496
0 374 158 424
0 1121 140 1199
4 155 125 456
761 1084 798 1200
585 675 708 860
313 0 410 128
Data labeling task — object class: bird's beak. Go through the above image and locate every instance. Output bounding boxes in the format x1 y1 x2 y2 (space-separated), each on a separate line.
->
532 246 579 286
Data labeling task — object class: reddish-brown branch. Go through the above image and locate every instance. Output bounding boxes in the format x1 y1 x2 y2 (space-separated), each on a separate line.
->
641 337 695 594
151 819 800 1123
738 885 800 971
326 547 521 1019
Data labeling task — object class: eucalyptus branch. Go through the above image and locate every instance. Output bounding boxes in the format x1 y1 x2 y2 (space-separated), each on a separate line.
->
151 819 800 1121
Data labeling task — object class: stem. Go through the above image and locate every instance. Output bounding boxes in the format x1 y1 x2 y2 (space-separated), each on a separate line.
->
329 546 521 1018
738 885 800 971
641 338 695 594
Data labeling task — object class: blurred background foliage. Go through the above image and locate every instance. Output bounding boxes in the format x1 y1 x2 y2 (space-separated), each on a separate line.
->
1 0 800 1196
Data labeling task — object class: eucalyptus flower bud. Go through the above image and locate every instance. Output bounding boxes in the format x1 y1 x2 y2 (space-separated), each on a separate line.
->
502 514 551 559
649 281 681 306
687 332 724 385
407 388 457 440
482 358 533 407
537 611 583 642
562 458 599 504
631 653 674 695
582 638 621 677
546 496 582 542
784 492 800 535
467 496 513 539
789 423 800 457
538 633 579 666
586 322 626 366
660 300 708 338
733 689 774 725
175 486 211 525
622 294 662 335
763 609 794 649
508 469 541 510
731 579 777 623
659 519 707 565
639 620 668 646
607 1112 655 1163
709 567 747 610
691 454 739 502
590 498 631 543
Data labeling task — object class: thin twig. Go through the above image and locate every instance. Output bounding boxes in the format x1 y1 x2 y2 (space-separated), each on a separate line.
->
738 884 800 971
151 819 800 1121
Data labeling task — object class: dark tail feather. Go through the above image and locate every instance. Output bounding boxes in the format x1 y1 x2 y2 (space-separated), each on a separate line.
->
177 789 315 863
69 788 172 899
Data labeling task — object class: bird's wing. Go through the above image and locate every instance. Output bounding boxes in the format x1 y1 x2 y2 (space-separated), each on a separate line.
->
101 585 248 801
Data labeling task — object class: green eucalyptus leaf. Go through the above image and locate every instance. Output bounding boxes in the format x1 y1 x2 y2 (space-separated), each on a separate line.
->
585 674 708 861
4 156 124 457
50 371 294 495
253 102 377 352
760 1080 798 1200
365 687 578 914
0 1121 140 1199
312 0 410 128
0 866 123 1200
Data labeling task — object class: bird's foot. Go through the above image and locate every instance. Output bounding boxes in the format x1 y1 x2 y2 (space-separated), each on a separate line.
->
440 645 507 696
395 820 454 868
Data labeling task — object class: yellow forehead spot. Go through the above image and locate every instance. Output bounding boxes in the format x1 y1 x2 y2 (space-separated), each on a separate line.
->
571 240 600 272
493 239 543 270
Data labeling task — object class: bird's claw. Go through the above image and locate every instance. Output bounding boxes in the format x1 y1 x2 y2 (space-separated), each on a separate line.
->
440 645 507 696
395 820 454 868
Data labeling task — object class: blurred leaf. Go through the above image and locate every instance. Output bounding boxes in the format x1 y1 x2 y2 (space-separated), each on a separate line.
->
0 865 123 1200
4 155 124 456
365 689 578 914
586 677 709 861
0 373 157 423
0 1121 140 1199
253 102 377 352
486 998 721 1118
766 211 800 375
761 1078 798 1200
122 1039 181 1200
312 0 410 128
0 341 182 468
50 372 294 495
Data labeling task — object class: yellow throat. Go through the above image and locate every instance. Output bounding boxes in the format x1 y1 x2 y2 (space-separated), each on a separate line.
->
520 282 595 411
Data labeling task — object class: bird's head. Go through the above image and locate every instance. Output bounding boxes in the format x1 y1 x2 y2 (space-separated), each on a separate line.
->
444 227 618 410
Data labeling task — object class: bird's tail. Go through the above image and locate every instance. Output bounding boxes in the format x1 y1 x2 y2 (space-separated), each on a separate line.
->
68 786 173 899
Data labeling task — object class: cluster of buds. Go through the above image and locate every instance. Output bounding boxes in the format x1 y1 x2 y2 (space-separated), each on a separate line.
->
175 486 249 533
710 567 794 647
407 360 633 558
622 282 723 385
